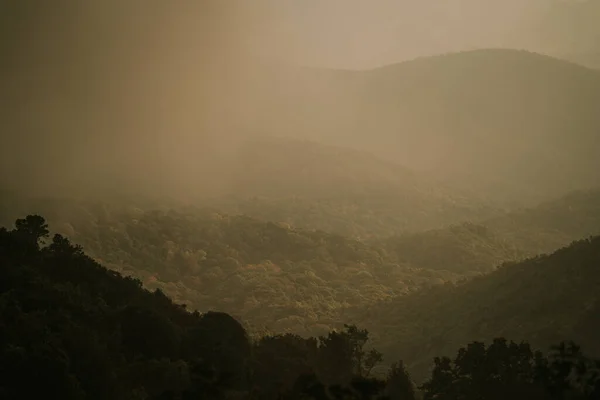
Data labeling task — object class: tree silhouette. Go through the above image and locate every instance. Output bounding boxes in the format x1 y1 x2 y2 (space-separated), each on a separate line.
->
385 361 416 400
14 214 49 249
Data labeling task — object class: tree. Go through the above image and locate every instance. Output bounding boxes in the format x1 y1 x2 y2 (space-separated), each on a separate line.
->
14 214 49 248
421 339 546 400
251 334 317 398
385 361 416 400
47 234 85 257
316 325 383 387
184 311 251 390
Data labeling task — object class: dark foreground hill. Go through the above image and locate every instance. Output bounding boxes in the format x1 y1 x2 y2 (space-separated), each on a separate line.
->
0 202 468 336
0 215 416 399
2 188 599 335
2 215 599 399
353 235 600 382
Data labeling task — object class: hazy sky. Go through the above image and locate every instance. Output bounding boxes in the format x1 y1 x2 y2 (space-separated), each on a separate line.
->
0 0 597 196
248 0 548 68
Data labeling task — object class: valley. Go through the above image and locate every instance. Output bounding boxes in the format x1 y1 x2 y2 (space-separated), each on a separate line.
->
2 5 600 396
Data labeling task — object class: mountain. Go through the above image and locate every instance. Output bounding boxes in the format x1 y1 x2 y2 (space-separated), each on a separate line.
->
208 137 501 237
3 215 597 399
2 187 598 338
5 48 600 208
259 49 600 205
384 222 524 273
561 52 600 70
0 214 255 399
353 236 600 382
383 188 600 273
485 188 600 255
1 201 476 336
1 137 502 238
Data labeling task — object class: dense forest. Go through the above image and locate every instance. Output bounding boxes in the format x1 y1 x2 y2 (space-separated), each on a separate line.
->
1 215 599 399
1 186 598 337
353 235 600 381
2 5 600 399
2 186 599 337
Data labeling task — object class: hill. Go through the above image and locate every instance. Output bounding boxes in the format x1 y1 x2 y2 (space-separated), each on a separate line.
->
384 222 524 273
0 201 471 336
1 137 502 239
561 52 600 70
353 236 600 382
0 215 255 398
209 137 500 237
3 215 598 399
383 189 600 273
485 189 600 255
2 188 599 336
0 214 411 399
5 48 600 209
257 50 600 205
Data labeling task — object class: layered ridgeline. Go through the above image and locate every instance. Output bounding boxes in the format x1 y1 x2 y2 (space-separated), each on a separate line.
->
384 189 600 273
2 137 501 239
2 188 599 337
2 216 598 399
352 235 600 382
5 49 600 209
207 137 499 238
250 50 600 205
0 200 469 336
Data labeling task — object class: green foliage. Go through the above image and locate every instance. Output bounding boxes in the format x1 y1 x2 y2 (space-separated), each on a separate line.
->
1 203 466 335
386 222 523 273
3 188 600 341
420 339 600 400
355 236 600 382
0 216 406 399
385 189 600 273
1 215 599 399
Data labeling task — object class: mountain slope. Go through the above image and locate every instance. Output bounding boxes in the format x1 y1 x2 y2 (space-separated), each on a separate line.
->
384 222 524 273
0 201 469 336
353 236 600 381
382 188 600 273
259 50 600 205
0 215 254 399
212 137 499 237
5 48 600 208
3 215 597 399
1 137 501 238
485 189 600 254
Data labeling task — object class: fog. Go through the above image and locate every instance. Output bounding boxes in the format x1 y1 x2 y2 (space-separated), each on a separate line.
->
1 0 598 199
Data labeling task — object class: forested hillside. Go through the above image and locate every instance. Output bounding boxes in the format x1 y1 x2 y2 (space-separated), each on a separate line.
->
384 189 600 273
204 137 500 238
1 137 503 240
0 202 466 336
2 187 599 337
4 3 600 399
385 223 524 273
353 235 600 382
2 215 599 399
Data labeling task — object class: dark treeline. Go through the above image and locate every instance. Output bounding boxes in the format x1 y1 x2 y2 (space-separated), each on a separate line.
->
1 215 599 399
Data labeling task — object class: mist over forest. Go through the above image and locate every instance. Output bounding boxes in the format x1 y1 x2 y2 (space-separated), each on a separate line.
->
1 1 600 399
